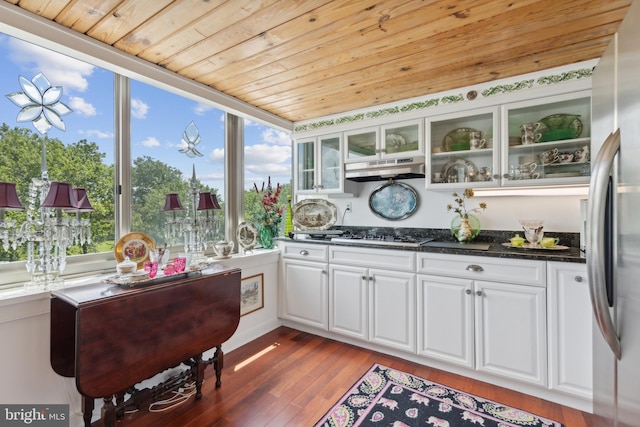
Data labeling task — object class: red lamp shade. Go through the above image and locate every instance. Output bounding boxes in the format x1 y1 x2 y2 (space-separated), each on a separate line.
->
71 188 94 212
0 182 24 210
197 192 220 210
163 193 184 211
210 193 221 210
41 182 77 209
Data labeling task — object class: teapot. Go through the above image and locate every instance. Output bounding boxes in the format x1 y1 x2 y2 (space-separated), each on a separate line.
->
213 240 234 258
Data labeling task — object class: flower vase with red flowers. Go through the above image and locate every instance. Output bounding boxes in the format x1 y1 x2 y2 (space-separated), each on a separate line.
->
254 177 284 249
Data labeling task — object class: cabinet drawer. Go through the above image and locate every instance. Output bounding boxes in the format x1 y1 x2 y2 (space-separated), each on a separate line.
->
417 253 546 287
281 242 328 262
329 246 415 272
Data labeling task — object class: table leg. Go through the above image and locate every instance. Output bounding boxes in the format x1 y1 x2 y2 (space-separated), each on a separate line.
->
81 395 94 427
214 345 223 388
101 396 116 427
194 354 205 399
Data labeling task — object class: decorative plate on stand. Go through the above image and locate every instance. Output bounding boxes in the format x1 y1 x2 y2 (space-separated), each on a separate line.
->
237 221 258 251
114 232 156 269
292 199 337 230
368 180 418 220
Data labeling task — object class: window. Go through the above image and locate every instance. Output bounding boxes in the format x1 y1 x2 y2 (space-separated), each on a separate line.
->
243 119 292 243
0 7 293 289
0 33 115 266
129 80 225 247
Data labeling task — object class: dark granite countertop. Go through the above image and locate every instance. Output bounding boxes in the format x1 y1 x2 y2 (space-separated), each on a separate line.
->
280 226 585 264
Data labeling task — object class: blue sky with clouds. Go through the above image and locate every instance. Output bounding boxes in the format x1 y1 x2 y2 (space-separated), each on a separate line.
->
0 32 292 196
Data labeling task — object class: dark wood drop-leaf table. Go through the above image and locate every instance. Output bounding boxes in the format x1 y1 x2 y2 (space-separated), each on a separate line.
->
50 266 241 427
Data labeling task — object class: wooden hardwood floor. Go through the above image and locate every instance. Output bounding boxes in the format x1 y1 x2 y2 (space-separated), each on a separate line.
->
109 326 593 426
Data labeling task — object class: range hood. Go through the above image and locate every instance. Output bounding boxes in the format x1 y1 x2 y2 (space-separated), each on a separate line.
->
345 156 425 182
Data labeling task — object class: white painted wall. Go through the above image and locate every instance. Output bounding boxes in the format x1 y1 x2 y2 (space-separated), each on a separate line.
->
326 179 585 233
0 250 281 427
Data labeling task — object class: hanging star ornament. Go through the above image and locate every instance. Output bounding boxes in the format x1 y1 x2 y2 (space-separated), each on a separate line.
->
179 121 204 158
5 72 73 135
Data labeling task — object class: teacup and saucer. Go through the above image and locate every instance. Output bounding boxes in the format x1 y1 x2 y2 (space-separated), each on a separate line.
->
539 148 559 165
540 237 560 248
558 153 574 163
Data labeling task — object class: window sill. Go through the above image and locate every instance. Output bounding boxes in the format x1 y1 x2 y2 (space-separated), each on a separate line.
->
0 249 281 321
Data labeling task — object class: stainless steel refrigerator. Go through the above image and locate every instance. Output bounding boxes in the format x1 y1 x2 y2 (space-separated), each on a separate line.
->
589 1 640 426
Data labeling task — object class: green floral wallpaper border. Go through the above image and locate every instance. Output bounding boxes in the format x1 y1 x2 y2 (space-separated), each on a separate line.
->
294 67 593 133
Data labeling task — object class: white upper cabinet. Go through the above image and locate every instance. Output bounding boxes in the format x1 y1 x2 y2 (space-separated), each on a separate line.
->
501 91 591 187
344 119 423 162
426 107 499 189
293 62 594 193
294 133 344 194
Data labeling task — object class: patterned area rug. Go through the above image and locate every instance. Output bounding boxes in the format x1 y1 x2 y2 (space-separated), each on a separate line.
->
314 364 563 427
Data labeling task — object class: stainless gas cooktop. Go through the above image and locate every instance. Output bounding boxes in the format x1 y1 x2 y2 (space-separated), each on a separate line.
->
330 236 433 248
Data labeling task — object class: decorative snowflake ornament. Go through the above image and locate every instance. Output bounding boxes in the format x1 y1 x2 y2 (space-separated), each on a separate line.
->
179 121 203 158
6 73 72 135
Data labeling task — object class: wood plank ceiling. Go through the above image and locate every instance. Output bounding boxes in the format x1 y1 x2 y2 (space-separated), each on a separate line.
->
5 0 631 124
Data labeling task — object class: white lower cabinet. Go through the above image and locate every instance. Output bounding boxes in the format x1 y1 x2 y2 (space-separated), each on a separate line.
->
328 264 368 340
280 242 329 330
474 279 546 385
280 243 590 407
547 262 593 399
369 268 416 352
329 246 416 353
417 253 547 386
417 275 474 368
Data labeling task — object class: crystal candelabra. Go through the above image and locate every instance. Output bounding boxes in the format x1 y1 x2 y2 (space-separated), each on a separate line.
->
164 165 220 263
0 144 93 291
2 71 92 290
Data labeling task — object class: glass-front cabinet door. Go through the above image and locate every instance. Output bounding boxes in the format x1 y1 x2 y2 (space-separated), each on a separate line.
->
344 119 423 162
295 133 343 194
426 107 499 189
296 138 316 192
502 91 591 187
344 127 379 162
382 119 423 158
318 134 342 192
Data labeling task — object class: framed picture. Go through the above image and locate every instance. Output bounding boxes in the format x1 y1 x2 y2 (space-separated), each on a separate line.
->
240 273 264 316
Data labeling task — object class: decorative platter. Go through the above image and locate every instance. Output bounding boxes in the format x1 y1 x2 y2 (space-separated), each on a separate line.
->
292 199 338 230
536 114 583 142
114 232 156 269
368 181 418 220
441 159 479 183
501 242 570 251
236 221 258 251
443 127 479 152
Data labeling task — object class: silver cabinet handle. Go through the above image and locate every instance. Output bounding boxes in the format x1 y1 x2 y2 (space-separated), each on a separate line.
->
587 129 621 360
369 276 374 281
299 249 309 256
465 289 472 295
322 270 326 275
574 275 583 283
362 275 367 280
466 264 484 272
476 290 482 297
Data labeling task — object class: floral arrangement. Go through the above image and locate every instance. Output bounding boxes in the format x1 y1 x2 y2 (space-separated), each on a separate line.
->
447 188 487 218
253 177 283 248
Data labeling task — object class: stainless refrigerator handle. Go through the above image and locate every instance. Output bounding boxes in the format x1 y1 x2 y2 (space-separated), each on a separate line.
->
587 129 621 360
